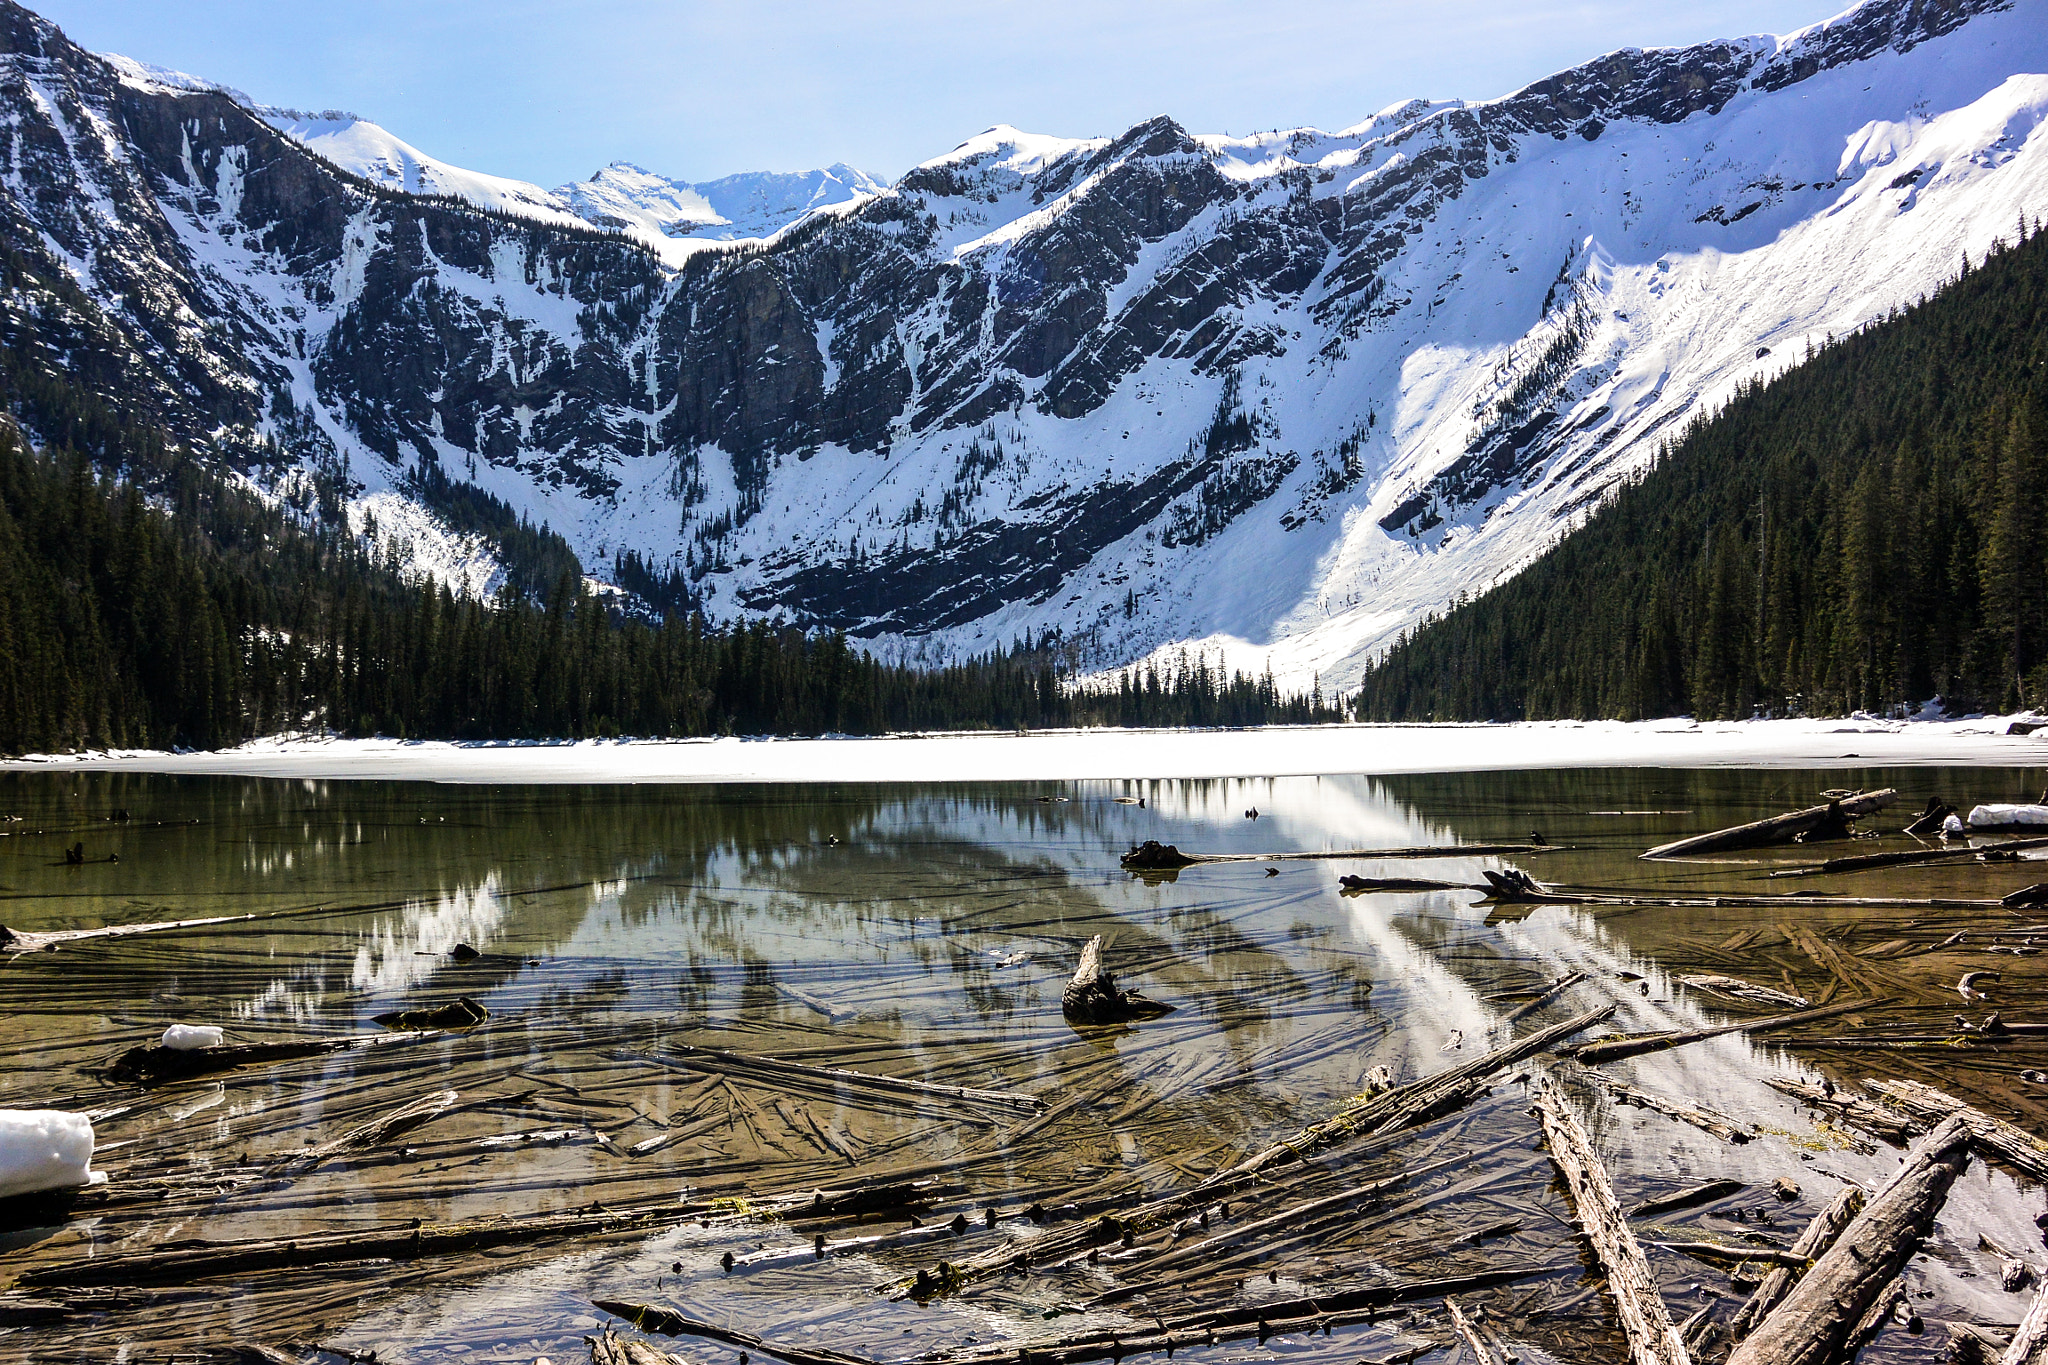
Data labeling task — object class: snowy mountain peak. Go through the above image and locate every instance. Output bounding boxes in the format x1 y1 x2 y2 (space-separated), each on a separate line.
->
553 160 885 245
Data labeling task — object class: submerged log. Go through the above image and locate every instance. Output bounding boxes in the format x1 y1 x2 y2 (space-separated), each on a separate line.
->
1530 1075 1692 1365
1726 1115 1973 1365
104 1028 446 1086
1677 975 1810 1009
1339 875 1482 893
1061 936 1174 1025
1641 790 1899 860
1563 998 1876 1065
1768 835 2048 878
1762 1077 1913 1144
1725 1184 1865 1339
370 996 488 1030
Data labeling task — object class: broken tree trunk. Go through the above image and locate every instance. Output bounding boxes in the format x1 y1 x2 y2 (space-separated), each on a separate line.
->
1122 840 1549 870
2004 1277 2048 1365
1725 1184 1864 1338
1061 935 1173 1025
1642 790 1899 860
1530 1074 1692 1365
1768 835 2048 878
1726 1115 1974 1365
1762 1077 1914 1144
1862 1078 2048 1182
1562 998 1876 1065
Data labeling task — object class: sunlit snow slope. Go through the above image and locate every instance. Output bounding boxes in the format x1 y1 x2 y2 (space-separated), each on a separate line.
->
5 0 2045 693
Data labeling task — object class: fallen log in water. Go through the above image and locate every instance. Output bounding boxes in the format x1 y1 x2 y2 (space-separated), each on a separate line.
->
600 1267 1546 1365
2005 1278 2048 1364
1768 835 2048 878
1501 971 1587 1026
1121 839 1550 870
1676 976 1809 1010
1725 1184 1865 1339
1339 875 1484 894
1530 1075 1692 1365
903 1006 1614 1296
1642 790 1899 860
16 1179 944 1288
1762 1077 1914 1144
1562 998 1877 1065
659 1043 1045 1116
1585 1074 1755 1143
103 1028 450 1086
1860 1078 2048 1181
0 897 413 954
1725 1116 1974 1365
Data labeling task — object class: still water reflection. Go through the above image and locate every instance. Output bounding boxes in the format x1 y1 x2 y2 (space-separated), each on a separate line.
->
1 767 2044 1364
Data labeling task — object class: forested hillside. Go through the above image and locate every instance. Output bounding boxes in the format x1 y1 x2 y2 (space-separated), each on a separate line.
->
1355 220 2048 722
0 329 1338 753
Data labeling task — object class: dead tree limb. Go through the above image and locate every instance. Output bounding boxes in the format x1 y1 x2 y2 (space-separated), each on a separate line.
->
1724 1183 1864 1340
1530 1074 1692 1365
1447 1297 1502 1365
1562 998 1875 1065
1862 1079 2048 1182
1762 1078 1913 1144
1726 1116 1974 1365
1501 971 1587 1026
1061 935 1173 1024
2004 1277 2048 1364
1642 790 1899 859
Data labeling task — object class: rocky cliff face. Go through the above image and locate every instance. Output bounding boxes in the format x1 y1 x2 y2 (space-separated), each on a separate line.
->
2 0 2043 688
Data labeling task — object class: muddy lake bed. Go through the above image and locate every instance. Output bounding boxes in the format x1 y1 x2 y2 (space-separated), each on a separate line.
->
3 765 2048 1364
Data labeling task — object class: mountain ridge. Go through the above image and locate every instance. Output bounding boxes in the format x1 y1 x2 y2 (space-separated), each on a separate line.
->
2 0 2042 693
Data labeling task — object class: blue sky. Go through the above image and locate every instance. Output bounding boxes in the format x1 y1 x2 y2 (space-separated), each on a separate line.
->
42 0 1852 187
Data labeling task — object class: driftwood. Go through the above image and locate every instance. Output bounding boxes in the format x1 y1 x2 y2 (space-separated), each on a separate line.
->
1501 971 1586 1025
661 1044 1044 1115
776 982 854 1021
1768 835 2048 878
1339 875 1482 893
1530 1075 1691 1365
1641 789 1899 859
0 898 401 954
19 1180 941 1288
589 1327 691 1365
1061 936 1173 1025
1861 1078 2048 1181
1677 975 1809 1009
1762 1077 1914 1143
1447 1297 1502 1365
1122 839 1550 870
1587 1074 1755 1143
371 996 488 1030
1725 1184 1865 1338
1631 1179 1745 1218
1563 998 1877 1065
907 1005 1614 1296
602 1267 1544 1365
1726 1115 1974 1365
2005 1278 2048 1365
104 1028 447 1086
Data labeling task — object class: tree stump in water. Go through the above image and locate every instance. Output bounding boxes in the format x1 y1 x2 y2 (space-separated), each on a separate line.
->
1062 936 1173 1025
1120 841 1195 871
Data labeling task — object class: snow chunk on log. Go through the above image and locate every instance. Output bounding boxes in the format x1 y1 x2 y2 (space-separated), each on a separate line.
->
0 1110 105 1199
161 1024 223 1050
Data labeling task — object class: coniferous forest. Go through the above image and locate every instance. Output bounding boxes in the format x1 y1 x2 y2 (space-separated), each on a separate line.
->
0 352 1339 753
1355 219 2048 723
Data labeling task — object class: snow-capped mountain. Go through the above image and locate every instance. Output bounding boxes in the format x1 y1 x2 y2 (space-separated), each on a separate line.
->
3 0 2044 692
555 161 886 244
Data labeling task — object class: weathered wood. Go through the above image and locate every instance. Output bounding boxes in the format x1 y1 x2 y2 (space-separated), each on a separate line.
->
1531 1075 1690 1365
1768 835 2048 878
1061 935 1173 1025
1630 1179 1745 1218
18 1180 942 1288
1642 790 1899 859
1725 1184 1864 1338
1762 1077 1913 1143
1339 875 1483 893
370 996 488 1030
1563 998 1877 1065
103 1028 447 1086
1447 1298 1502 1365
662 1044 1044 1115
775 982 853 1021
1726 1116 1973 1365
1862 1078 2048 1182
1123 840 1550 869
1588 1074 1754 1144
1501 971 1586 1025
1677 975 1809 1009
2004 1277 2048 1365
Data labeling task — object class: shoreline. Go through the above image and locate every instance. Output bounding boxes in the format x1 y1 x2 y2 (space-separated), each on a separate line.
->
2 714 2042 784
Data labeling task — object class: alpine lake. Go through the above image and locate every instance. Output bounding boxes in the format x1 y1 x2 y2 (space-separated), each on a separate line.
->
3 764 2047 1365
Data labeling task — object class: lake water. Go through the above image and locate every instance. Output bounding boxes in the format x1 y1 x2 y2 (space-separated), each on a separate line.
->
2 766 2045 1364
